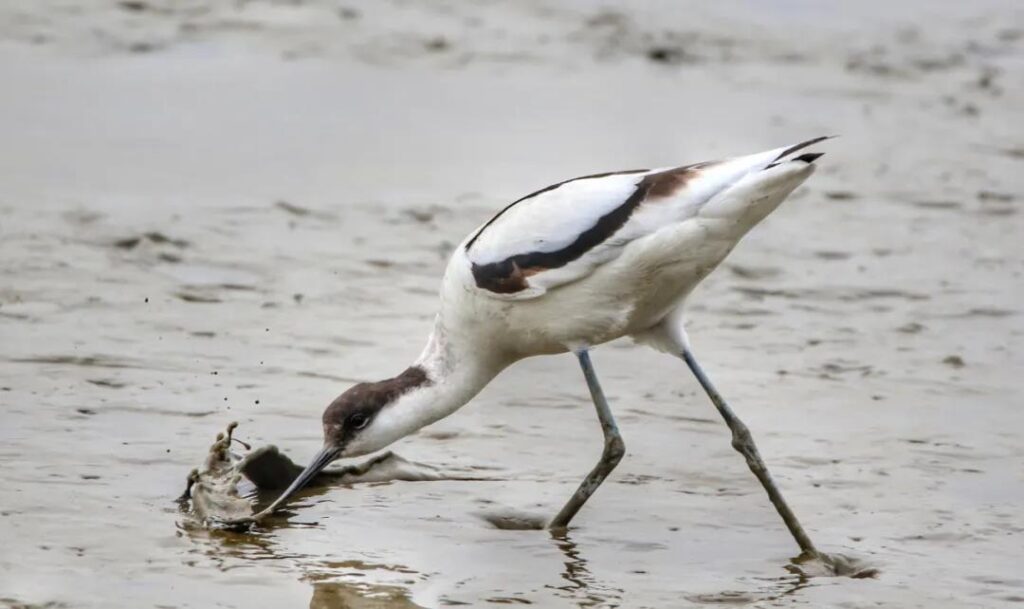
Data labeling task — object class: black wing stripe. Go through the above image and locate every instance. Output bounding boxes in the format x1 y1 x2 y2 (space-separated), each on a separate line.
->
464 169 648 252
469 163 711 295
470 180 653 294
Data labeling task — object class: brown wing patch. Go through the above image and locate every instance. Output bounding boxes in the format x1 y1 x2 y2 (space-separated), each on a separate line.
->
472 260 546 294
645 161 715 198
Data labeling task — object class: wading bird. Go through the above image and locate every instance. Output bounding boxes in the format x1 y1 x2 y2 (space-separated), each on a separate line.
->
255 137 832 558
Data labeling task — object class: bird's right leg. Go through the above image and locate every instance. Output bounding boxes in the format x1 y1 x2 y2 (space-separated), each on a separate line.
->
680 348 820 558
548 349 626 530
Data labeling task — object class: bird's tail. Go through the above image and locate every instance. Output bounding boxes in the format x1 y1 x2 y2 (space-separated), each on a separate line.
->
695 136 833 229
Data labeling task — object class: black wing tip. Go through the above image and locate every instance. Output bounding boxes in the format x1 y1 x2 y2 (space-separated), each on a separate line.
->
766 135 835 168
772 135 835 163
794 152 825 163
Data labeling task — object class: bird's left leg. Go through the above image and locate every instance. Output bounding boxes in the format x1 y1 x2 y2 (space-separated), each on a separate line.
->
548 349 625 530
681 348 820 558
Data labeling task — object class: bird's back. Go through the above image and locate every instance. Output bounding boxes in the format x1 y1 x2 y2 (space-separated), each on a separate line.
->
442 138 828 356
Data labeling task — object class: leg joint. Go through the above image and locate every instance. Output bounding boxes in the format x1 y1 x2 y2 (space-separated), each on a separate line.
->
604 433 626 464
730 421 754 450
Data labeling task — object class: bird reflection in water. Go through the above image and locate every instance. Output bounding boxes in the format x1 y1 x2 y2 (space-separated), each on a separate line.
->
308 578 426 609
547 531 624 608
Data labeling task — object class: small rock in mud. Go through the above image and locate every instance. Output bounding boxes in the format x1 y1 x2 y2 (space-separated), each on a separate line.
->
424 37 450 52
824 190 858 200
646 46 692 65
977 190 1014 203
896 322 925 334
117 1 148 11
274 200 312 216
175 292 221 304
337 6 360 20
479 510 548 530
942 355 966 368
113 231 189 250
727 264 781 280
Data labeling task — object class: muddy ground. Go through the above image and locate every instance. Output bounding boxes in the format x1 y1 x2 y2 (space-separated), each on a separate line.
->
1 1 1022 607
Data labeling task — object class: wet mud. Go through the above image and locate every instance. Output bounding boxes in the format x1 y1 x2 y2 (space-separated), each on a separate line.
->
1 0 1022 607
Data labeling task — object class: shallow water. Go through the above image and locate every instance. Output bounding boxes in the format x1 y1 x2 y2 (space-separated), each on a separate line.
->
1 1 1022 607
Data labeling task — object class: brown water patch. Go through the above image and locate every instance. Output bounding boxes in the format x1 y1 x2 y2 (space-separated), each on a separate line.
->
309 580 428 609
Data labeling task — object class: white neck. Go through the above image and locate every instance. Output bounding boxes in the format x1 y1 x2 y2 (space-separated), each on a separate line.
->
344 317 510 456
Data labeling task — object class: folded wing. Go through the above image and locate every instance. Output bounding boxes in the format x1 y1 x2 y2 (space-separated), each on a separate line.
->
465 137 830 300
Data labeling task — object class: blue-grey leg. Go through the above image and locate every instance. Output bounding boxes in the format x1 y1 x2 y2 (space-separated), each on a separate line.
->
548 350 626 530
682 349 819 557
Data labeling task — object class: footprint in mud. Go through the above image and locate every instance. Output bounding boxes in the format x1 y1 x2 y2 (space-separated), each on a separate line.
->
113 231 189 250
686 590 757 604
477 509 549 531
274 200 336 221
12 354 141 370
727 263 782 280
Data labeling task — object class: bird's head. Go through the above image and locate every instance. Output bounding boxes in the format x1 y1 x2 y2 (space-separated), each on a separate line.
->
256 367 430 516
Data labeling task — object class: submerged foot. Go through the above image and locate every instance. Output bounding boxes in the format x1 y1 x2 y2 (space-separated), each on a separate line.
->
790 550 880 579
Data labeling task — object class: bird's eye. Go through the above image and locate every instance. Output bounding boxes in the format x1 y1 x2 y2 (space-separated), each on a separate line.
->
349 413 370 430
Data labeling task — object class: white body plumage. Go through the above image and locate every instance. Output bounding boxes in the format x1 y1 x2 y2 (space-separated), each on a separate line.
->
442 141 822 357
255 138 833 532
354 138 827 455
